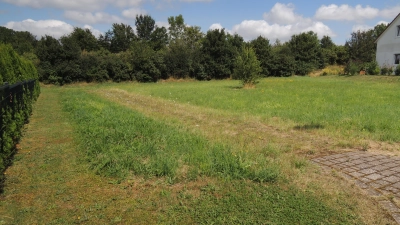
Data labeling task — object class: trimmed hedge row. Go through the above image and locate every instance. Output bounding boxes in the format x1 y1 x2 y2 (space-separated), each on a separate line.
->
0 44 40 173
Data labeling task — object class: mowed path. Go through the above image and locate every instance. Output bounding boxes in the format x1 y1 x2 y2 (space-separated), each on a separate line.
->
0 87 176 224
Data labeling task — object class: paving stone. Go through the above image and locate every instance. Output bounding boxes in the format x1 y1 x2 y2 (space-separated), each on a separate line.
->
384 186 400 193
391 213 400 224
365 173 384 181
342 162 356 167
370 180 390 189
363 156 377 162
380 201 400 212
375 155 389 160
334 157 350 163
340 173 353 180
320 160 336 166
392 182 400 189
380 170 399 176
355 180 368 189
356 163 374 169
349 171 364 178
332 153 348 158
342 167 356 173
370 165 390 171
323 155 340 160
359 177 372 183
350 159 366 165
366 188 382 196
359 168 377 175
384 176 400 183
385 162 400 168
312 151 400 224
378 158 394 164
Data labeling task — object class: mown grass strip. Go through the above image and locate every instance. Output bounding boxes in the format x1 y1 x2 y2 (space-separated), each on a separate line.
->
61 89 280 182
113 76 400 142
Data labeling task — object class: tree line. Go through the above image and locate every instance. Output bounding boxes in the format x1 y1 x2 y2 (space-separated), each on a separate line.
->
0 14 389 84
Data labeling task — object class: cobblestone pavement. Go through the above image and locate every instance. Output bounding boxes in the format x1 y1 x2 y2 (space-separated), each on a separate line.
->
312 151 400 224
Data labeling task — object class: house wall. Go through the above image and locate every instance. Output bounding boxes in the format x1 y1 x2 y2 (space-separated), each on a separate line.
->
376 16 400 69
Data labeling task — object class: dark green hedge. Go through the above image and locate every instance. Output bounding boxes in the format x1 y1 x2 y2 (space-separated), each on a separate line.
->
0 43 40 175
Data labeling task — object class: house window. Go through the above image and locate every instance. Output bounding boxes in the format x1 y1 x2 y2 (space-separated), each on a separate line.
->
398 26 400 36
395 54 400 64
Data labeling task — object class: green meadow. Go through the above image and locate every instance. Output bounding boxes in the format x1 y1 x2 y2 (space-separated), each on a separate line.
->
1 76 398 224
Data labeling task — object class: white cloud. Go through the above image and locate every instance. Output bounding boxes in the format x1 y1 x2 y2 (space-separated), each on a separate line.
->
4 19 74 39
156 21 169 28
112 0 144 8
231 20 334 42
2 0 105 11
214 3 335 42
352 24 373 32
121 7 147 19
83 25 103 37
379 6 400 19
209 23 224 31
376 21 389 25
64 11 125 24
315 4 379 21
263 3 305 25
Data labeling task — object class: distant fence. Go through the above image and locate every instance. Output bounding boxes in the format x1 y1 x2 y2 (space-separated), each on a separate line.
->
0 79 36 169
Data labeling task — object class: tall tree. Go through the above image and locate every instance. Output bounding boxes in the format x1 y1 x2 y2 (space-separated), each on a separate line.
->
250 36 272 76
69 27 99 51
109 23 136 53
345 29 376 63
168 14 185 41
319 35 337 66
0 26 37 55
201 28 232 79
150 26 168 51
135 14 155 42
270 43 295 77
288 31 321 75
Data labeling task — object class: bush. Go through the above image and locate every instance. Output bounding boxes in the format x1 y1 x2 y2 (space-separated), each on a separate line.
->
0 44 40 173
344 61 360 75
233 46 262 87
380 63 394 75
365 61 380 75
395 64 400 76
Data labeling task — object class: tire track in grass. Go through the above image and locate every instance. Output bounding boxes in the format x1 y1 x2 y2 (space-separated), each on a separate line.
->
0 87 165 224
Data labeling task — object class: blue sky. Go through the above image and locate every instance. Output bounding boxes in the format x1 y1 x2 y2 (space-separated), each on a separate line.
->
1 0 399 44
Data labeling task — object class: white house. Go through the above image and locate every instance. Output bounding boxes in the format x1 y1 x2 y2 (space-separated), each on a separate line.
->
376 13 400 70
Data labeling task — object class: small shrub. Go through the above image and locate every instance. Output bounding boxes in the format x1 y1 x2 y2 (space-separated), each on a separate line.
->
365 61 380 75
395 64 400 76
381 64 393 75
233 46 262 87
344 61 361 76
349 64 359 76
381 66 388 75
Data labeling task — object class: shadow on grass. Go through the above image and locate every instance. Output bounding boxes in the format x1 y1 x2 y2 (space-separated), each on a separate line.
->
294 123 324 131
225 85 243 90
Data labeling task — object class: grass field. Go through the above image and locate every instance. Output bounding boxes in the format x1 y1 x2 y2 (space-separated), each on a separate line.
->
1 75 399 224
